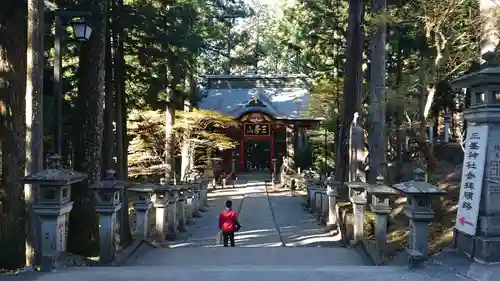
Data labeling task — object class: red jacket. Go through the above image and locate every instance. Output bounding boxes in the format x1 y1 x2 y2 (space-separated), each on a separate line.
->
218 209 239 232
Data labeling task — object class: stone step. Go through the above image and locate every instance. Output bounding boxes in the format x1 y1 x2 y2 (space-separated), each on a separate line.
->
132 247 372 266
32 264 469 281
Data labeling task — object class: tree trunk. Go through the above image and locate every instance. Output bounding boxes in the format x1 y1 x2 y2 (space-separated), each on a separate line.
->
368 0 387 183
165 101 175 182
334 0 365 183
113 0 131 245
418 59 438 174
102 0 114 176
479 0 500 58
0 1 28 269
24 0 44 267
394 31 404 179
67 0 107 257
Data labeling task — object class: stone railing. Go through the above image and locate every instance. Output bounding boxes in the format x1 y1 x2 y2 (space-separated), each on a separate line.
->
21 154 211 271
302 168 447 270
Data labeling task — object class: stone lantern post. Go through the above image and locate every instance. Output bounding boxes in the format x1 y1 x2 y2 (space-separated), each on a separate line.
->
176 184 190 232
325 176 340 231
345 179 368 245
128 182 157 239
21 154 87 271
271 158 277 183
153 178 173 241
392 168 447 268
450 51 500 263
366 175 397 254
90 169 126 264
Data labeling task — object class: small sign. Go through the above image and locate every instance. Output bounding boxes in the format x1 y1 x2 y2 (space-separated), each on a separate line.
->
444 112 452 123
244 123 270 136
455 125 489 236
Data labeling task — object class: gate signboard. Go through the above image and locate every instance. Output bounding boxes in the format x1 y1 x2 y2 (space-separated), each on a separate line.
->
244 123 270 136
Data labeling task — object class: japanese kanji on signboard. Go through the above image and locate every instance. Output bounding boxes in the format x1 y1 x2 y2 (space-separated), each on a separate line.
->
455 125 489 236
244 123 270 136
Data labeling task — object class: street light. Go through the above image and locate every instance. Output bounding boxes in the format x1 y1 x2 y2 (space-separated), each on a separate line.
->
53 10 93 155
70 19 93 41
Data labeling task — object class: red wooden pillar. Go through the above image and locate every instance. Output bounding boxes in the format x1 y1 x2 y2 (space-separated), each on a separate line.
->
240 140 245 172
270 130 275 172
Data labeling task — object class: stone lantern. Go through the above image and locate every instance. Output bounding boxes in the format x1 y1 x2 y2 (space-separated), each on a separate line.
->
90 169 125 264
271 158 277 183
153 178 179 241
392 168 447 268
21 154 87 271
345 178 369 245
176 183 193 232
128 182 157 239
366 175 397 253
450 51 500 263
325 175 341 231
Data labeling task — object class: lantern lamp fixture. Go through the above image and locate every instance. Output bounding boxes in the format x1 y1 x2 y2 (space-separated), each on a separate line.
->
70 19 93 42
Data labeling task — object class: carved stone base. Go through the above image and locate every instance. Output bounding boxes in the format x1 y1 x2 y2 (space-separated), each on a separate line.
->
454 229 500 263
166 233 177 240
454 229 474 258
474 235 500 263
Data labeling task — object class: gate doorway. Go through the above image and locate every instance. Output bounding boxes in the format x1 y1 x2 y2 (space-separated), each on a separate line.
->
245 140 270 171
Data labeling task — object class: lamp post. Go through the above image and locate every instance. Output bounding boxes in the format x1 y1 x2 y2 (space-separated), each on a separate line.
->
53 10 93 155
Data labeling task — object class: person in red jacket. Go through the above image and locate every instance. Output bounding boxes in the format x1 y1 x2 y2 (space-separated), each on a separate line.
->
218 200 241 247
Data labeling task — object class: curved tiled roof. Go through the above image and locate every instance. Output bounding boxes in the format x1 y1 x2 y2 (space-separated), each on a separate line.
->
199 87 309 119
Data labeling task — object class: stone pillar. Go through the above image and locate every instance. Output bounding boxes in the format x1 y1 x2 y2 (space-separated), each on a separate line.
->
285 125 295 171
307 182 318 214
166 186 180 240
22 154 86 271
321 189 329 223
203 179 210 207
185 187 194 224
392 168 446 268
231 158 236 175
177 187 187 232
192 181 201 217
366 175 396 254
346 181 368 245
129 183 155 239
153 182 169 242
272 158 277 183
326 177 339 231
314 186 323 218
91 171 124 264
198 179 209 212
450 52 500 263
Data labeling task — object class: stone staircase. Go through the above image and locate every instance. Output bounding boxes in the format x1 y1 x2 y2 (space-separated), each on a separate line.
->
29 247 471 281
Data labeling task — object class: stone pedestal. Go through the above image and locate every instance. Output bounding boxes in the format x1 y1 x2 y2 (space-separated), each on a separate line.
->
307 183 319 214
326 178 340 231
153 189 168 242
366 176 396 253
177 188 187 232
91 170 127 264
321 190 329 224
450 53 500 263
231 158 236 175
346 181 368 245
22 154 86 271
192 183 201 217
272 158 277 183
166 187 180 240
392 169 446 268
185 188 194 224
129 183 156 239
314 190 323 217
203 180 210 208
33 201 74 271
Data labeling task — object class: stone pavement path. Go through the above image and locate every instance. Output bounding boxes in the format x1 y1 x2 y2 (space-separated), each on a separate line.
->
7 173 473 281
165 178 249 248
